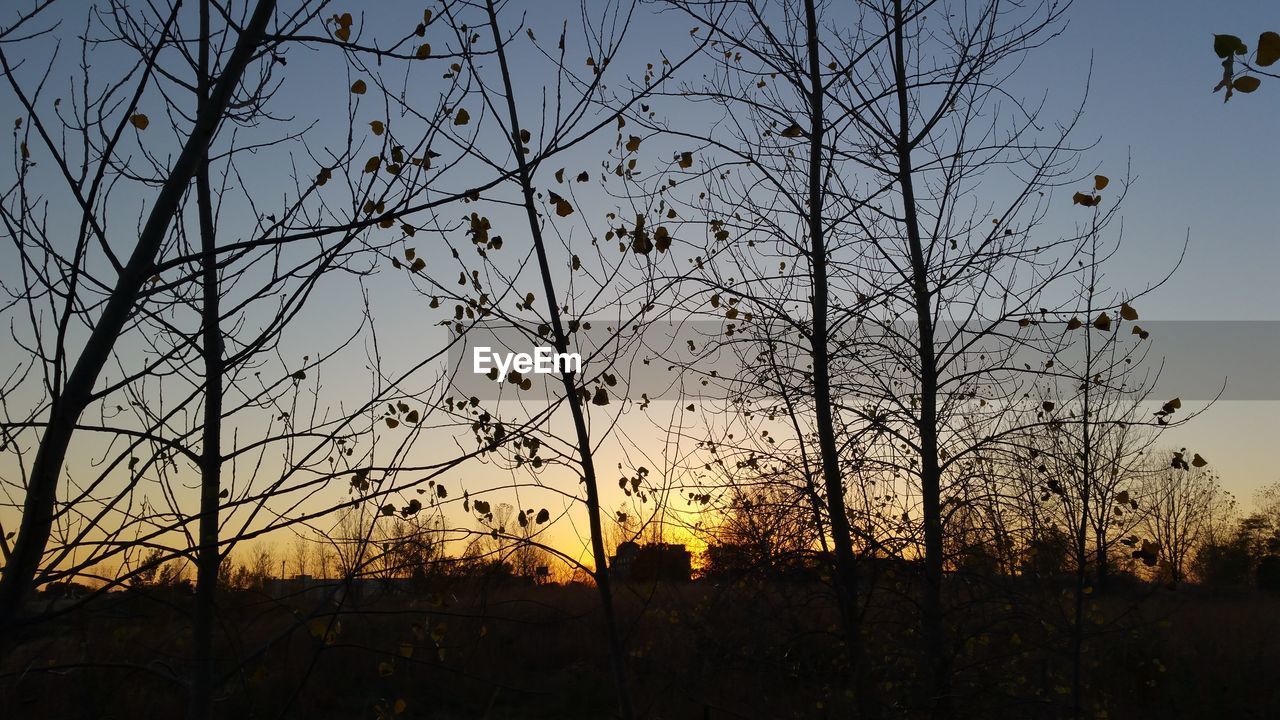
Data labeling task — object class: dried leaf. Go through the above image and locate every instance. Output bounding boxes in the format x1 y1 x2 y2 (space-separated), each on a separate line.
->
779 123 803 138
549 192 573 217
1233 75 1261 93
1072 191 1101 207
1214 34 1247 59
1259 31 1280 67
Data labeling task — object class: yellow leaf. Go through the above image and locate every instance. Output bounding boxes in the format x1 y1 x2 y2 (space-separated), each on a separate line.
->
351 79 367 95
416 43 431 59
1094 174 1109 190
454 108 470 125
625 135 641 152
678 151 693 169
370 120 384 135
1072 191 1100 207
394 699 407 714
377 660 395 677
130 114 149 130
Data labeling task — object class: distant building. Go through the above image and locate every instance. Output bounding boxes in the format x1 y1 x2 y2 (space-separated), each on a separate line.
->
31 581 94 613
263 574 339 601
701 543 824 580
609 541 692 583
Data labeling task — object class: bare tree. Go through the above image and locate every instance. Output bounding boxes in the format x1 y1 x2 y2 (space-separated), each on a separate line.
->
652 0 881 678
1 4 502 714
1141 456 1225 584
0 0 280 640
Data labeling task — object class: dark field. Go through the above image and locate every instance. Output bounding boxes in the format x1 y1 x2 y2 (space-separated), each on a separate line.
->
4 578 1277 719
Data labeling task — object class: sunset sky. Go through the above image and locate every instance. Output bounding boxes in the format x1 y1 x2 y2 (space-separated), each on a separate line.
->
2 0 1279 573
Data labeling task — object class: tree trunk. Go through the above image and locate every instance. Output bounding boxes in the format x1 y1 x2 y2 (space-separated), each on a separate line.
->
892 1 950 715
1072 270 1097 720
801 0 862 675
1094 526 1109 590
189 1 224 715
482 4 634 718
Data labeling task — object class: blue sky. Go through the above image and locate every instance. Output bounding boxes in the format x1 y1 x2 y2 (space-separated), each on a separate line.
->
1011 0 1280 500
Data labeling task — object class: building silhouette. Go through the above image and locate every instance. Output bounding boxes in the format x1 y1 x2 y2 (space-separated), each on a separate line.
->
609 541 692 583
